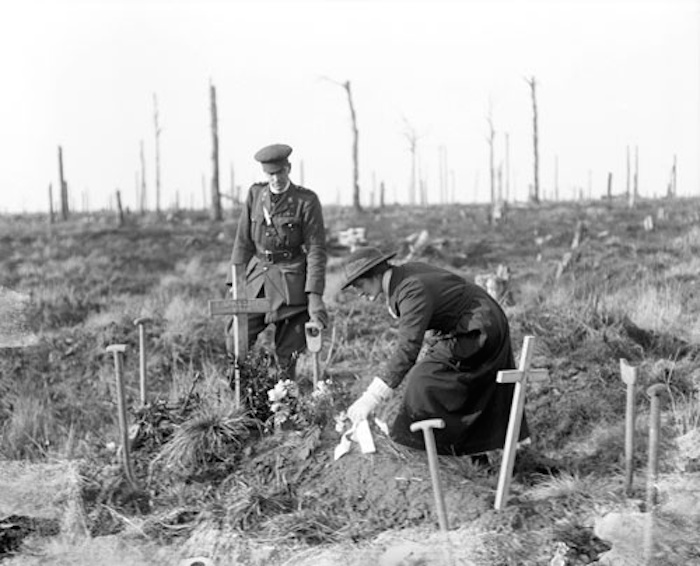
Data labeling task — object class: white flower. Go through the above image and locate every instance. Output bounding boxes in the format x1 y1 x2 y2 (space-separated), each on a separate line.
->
268 380 289 403
334 411 348 433
311 379 330 398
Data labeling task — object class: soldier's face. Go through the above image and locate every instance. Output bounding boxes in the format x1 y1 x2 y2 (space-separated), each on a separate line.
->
266 165 290 192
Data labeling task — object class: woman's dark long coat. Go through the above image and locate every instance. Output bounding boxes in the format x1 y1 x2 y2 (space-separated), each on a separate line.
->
379 262 529 456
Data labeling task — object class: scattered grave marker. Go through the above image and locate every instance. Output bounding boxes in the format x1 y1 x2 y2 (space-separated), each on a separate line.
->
106 344 137 488
208 264 271 408
646 383 667 509
133 317 152 406
0 287 38 349
495 335 549 510
620 358 638 496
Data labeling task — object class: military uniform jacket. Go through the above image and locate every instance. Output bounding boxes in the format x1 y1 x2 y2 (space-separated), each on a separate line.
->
230 182 327 320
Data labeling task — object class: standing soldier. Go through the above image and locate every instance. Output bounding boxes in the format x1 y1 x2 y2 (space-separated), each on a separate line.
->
228 143 328 381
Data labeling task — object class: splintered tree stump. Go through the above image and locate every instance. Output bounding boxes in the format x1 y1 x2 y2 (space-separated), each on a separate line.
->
475 264 512 305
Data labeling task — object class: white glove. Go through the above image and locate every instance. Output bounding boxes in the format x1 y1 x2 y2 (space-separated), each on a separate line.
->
347 377 392 425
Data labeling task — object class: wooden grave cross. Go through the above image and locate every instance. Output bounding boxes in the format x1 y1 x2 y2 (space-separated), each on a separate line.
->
208 264 271 409
494 335 549 511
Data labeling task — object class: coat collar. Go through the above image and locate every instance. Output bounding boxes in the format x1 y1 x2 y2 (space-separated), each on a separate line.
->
265 183 297 215
382 267 399 319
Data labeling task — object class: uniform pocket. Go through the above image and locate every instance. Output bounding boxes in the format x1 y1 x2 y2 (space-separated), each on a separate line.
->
275 216 302 248
279 262 307 305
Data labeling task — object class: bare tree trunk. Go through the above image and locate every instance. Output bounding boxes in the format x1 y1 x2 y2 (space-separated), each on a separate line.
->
607 172 613 200
153 93 162 214
134 172 139 212
526 76 540 203
505 133 511 202
340 81 361 211
379 180 385 208
140 140 147 213
497 165 503 203
58 146 69 221
209 81 222 221
403 118 419 205
116 189 124 226
667 155 677 198
410 143 416 205
486 113 496 222
633 145 639 203
438 145 446 204
48 183 55 224
626 145 631 199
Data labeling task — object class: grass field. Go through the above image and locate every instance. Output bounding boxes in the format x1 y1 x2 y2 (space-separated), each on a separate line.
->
1 198 699 565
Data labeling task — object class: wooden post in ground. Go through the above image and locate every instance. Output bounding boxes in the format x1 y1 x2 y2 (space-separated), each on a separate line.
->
646 384 667 509
620 358 638 496
494 335 549 510
134 317 152 406
208 264 270 408
304 321 323 388
106 344 137 488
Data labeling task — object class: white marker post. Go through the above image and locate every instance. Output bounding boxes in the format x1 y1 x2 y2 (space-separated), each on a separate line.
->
620 358 638 496
133 316 152 406
494 335 549 510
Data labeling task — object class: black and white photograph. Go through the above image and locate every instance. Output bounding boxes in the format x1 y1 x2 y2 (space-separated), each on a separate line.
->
1 1 699 564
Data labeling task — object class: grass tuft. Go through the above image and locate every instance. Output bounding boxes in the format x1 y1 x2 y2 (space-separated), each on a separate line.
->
152 406 258 478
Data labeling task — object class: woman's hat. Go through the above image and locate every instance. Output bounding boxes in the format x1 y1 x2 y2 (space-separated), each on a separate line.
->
340 246 397 290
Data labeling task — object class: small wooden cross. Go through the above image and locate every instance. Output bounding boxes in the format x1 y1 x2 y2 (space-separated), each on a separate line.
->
494 335 549 510
209 264 271 409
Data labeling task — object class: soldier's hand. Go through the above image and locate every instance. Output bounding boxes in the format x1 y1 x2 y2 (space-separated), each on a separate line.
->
307 292 329 329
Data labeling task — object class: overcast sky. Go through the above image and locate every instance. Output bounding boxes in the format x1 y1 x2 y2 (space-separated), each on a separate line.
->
1 0 698 213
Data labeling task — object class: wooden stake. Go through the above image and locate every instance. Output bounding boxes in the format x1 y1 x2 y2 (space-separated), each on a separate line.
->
208 264 270 408
410 418 448 531
494 335 548 510
620 358 638 496
134 317 152 406
646 383 666 509
106 344 137 488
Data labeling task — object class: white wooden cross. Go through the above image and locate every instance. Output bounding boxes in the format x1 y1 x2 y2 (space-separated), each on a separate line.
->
208 264 270 409
494 335 549 510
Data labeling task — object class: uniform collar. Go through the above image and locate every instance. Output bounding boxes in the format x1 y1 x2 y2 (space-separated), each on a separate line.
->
269 180 291 195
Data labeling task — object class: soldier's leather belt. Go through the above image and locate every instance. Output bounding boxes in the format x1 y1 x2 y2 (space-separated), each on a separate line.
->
257 249 303 263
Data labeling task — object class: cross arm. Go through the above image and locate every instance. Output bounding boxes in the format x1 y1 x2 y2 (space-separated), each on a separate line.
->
497 369 549 384
208 298 271 317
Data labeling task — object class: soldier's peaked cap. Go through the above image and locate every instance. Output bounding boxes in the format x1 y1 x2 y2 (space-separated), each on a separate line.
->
340 246 397 290
254 144 293 173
